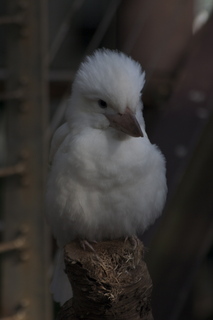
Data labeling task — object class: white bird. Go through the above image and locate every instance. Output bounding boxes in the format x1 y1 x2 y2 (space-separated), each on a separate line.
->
45 49 167 305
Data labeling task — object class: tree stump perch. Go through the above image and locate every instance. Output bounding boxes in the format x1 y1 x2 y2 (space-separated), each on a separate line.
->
56 238 154 320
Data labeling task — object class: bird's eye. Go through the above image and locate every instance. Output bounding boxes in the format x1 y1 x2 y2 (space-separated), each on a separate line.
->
98 99 107 109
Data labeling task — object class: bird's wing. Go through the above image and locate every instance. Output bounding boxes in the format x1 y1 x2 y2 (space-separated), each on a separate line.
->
49 122 70 164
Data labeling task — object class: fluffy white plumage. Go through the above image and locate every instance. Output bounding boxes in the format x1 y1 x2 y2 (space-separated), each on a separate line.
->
46 49 167 304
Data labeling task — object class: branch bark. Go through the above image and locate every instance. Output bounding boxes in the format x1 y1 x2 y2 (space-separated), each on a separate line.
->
57 238 154 320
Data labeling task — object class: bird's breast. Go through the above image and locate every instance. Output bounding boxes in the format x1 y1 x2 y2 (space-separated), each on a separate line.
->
64 129 148 189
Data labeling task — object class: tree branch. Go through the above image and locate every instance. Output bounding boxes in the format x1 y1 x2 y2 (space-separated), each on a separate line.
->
57 238 154 320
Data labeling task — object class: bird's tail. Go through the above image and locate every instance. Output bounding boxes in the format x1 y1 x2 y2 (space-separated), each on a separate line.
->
51 248 73 305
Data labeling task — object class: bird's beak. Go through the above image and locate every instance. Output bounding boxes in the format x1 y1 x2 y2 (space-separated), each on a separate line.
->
105 107 143 137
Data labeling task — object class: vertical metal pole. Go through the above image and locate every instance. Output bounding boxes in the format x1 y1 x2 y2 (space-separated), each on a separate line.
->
1 0 52 319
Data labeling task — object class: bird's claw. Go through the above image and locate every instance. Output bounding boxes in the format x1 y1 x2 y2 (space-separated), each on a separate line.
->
80 240 97 252
125 235 139 250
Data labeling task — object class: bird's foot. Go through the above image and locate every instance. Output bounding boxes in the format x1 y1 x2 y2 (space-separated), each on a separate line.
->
125 235 139 250
80 240 97 252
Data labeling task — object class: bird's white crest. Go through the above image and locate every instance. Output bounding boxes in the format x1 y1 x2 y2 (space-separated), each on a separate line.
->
46 49 167 305
66 49 145 119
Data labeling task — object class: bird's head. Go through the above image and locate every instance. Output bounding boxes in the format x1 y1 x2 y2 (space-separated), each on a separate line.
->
66 49 145 138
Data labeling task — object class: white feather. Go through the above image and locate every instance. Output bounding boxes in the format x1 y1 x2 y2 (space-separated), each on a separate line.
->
50 249 72 303
46 49 167 304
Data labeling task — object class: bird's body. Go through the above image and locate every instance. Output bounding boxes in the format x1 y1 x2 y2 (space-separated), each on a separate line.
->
46 49 167 304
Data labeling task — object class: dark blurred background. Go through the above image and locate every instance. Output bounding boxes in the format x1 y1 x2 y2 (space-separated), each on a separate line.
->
0 0 213 319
